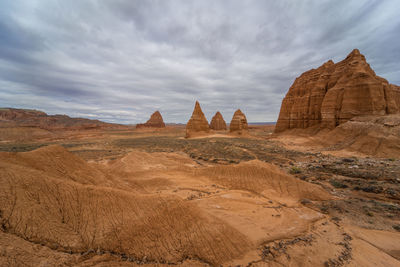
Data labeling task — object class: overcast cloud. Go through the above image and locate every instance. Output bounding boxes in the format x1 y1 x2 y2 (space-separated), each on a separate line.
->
0 0 399 123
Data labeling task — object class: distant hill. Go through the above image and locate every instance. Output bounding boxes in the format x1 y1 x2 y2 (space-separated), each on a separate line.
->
0 108 128 130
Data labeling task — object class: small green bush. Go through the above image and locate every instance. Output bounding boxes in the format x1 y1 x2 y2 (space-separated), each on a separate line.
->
289 166 302 174
329 179 348 189
366 211 374 217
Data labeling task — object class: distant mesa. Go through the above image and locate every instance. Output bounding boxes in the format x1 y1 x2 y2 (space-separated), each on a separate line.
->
0 108 122 130
210 111 227 130
185 101 210 137
275 49 400 133
136 111 165 129
0 108 46 120
230 109 248 133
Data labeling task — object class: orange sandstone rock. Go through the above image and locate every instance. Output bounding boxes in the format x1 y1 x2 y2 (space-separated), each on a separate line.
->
186 101 210 137
210 111 227 130
230 109 248 133
136 111 165 128
275 49 400 132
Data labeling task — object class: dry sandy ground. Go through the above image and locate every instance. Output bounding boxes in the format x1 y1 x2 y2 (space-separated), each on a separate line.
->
0 125 399 266
0 142 399 266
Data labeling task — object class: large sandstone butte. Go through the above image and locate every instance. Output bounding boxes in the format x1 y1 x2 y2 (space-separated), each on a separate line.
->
275 49 400 133
186 101 210 137
136 111 165 128
230 109 248 133
210 111 227 130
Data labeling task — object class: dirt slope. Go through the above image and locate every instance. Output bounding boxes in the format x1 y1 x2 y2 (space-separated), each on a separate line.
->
1 145 399 266
274 114 400 158
319 114 400 158
0 146 253 265
197 160 331 204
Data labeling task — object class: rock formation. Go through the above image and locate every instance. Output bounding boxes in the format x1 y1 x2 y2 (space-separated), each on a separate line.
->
275 49 400 132
136 111 165 128
230 109 248 133
185 101 210 137
210 111 227 130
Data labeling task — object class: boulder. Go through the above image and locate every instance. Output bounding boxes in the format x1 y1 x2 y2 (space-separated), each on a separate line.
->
136 111 165 128
230 109 248 133
275 49 400 132
210 111 227 130
186 101 210 137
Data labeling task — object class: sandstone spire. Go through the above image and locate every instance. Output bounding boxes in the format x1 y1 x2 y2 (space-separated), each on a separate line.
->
275 49 400 132
210 111 227 130
136 111 165 128
185 101 210 137
229 109 248 133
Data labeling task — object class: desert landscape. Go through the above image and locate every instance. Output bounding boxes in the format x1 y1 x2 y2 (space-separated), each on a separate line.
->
1 1 400 266
1 48 400 267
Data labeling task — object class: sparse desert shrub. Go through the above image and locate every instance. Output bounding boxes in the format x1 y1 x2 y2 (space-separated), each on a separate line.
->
393 224 400 232
342 158 355 163
300 198 312 205
365 211 374 217
320 206 329 214
289 166 302 174
360 185 383 194
329 179 348 189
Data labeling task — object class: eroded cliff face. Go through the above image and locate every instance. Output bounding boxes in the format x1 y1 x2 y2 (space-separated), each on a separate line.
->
275 49 400 132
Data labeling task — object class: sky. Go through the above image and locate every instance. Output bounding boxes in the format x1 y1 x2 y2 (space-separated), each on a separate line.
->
0 0 399 124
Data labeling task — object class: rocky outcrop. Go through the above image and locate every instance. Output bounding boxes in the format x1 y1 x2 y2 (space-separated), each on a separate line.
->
210 111 227 130
186 101 210 137
275 49 400 132
136 111 165 128
230 109 248 133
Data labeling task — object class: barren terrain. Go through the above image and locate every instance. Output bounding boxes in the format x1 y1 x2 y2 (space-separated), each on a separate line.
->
1 125 400 266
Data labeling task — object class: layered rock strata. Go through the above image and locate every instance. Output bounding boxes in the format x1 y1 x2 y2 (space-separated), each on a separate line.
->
186 101 210 137
275 49 400 132
210 111 227 130
136 111 165 128
230 109 248 133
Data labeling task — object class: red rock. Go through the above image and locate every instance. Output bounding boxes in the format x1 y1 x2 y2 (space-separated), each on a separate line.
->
136 111 165 128
210 111 227 130
186 101 209 137
229 109 248 133
275 49 400 132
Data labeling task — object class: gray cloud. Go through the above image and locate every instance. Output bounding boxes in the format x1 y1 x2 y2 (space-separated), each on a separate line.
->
0 0 399 124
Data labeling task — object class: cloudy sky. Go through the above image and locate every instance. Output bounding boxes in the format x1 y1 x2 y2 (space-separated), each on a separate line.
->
0 0 399 124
